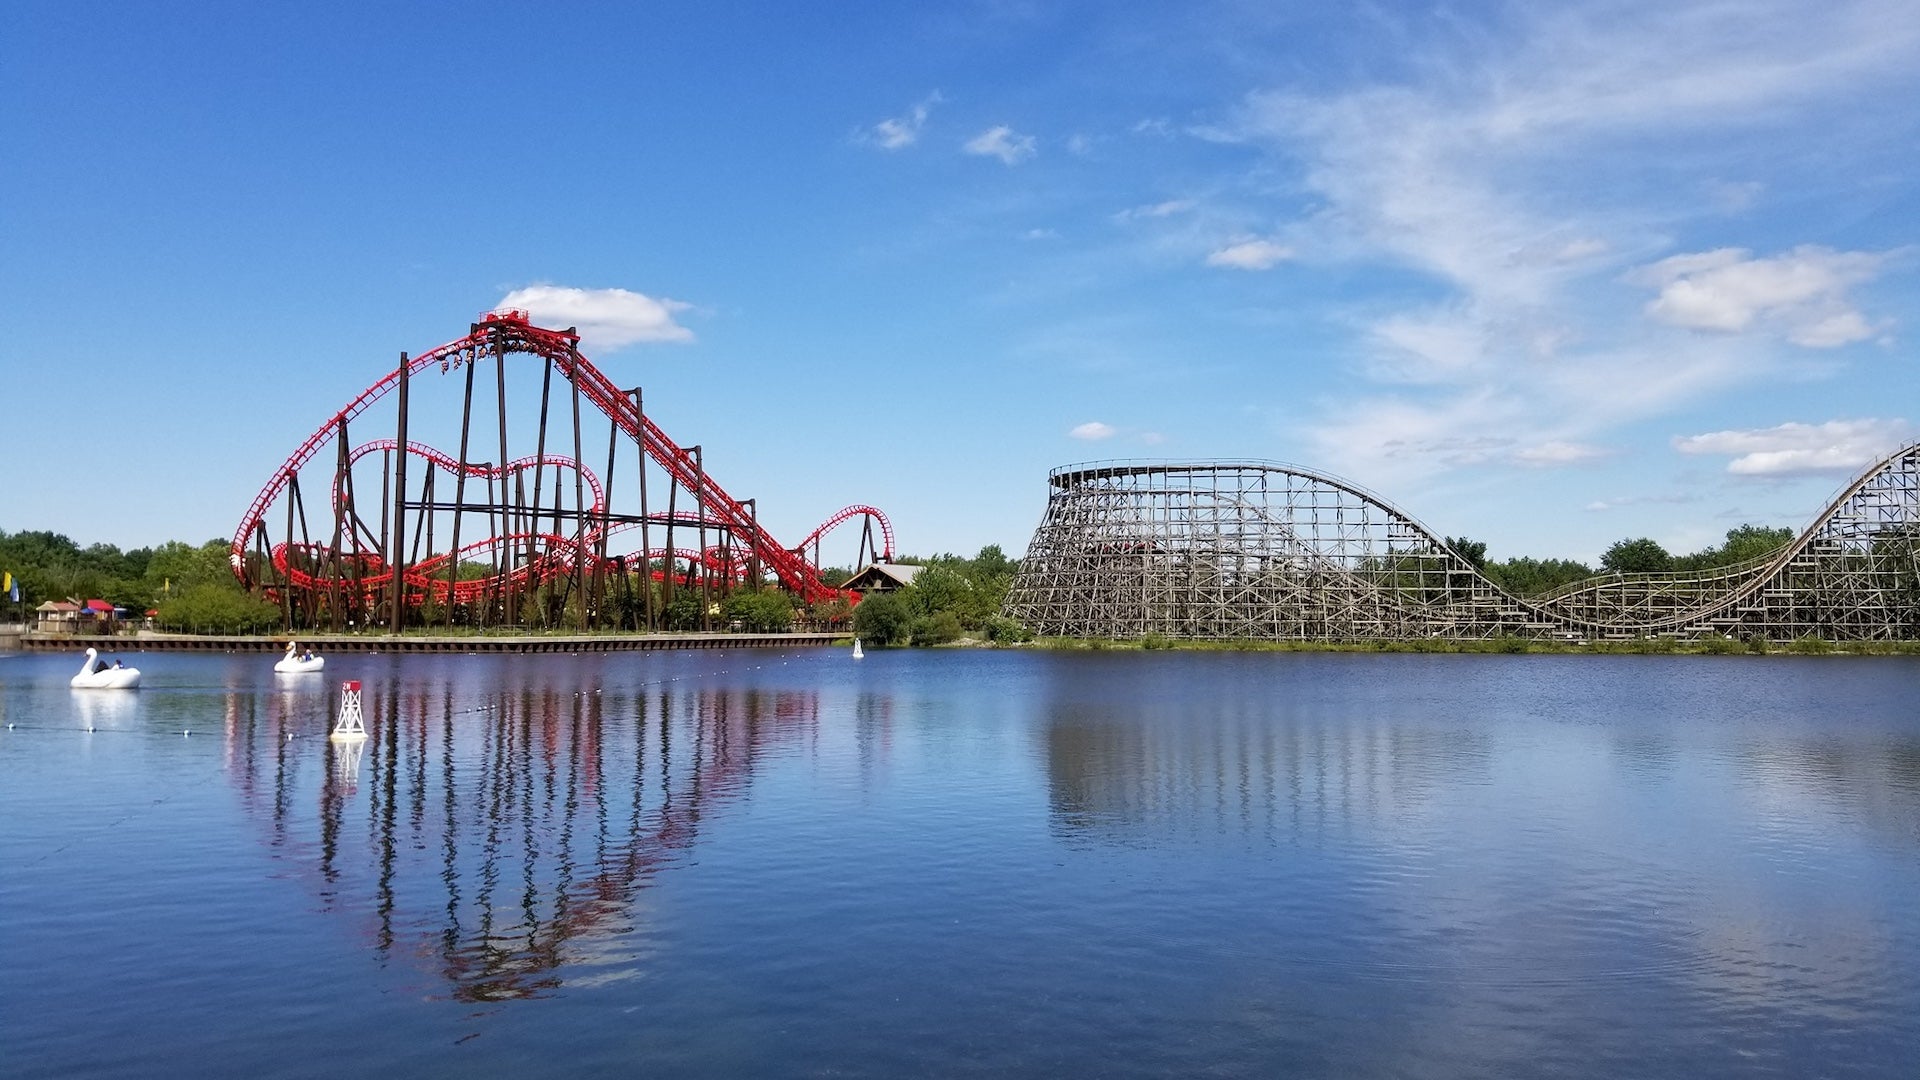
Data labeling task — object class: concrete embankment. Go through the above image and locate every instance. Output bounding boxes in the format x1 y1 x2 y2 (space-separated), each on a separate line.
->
12 631 842 654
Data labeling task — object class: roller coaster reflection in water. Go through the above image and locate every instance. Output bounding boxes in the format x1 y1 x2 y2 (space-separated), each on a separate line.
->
1006 445 1920 642
230 678 826 1002
231 311 893 630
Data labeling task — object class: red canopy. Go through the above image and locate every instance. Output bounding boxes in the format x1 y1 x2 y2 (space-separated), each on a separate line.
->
84 599 115 613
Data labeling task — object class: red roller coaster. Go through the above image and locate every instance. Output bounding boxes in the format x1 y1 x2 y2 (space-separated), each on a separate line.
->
232 311 894 630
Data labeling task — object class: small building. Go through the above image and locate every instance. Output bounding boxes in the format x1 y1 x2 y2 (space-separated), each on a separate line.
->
839 563 924 593
35 600 82 634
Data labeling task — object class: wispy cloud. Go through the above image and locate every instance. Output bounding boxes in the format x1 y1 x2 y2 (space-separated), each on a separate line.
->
1673 418 1910 476
495 285 694 352
1706 179 1764 213
1206 236 1292 270
863 92 943 150
1222 0 1920 486
1512 440 1611 467
964 125 1037 165
1114 199 1195 222
1069 421 1116 440
1628 245 1889 347
1585 492 1702 512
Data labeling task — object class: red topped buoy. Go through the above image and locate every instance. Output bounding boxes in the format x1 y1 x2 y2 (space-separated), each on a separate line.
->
333 680 367 740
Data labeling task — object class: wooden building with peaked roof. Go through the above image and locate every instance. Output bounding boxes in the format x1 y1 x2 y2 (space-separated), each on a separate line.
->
839 563 924 593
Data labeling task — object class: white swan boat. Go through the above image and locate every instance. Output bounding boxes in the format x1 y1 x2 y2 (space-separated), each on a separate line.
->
71 647 141 689
274 641 326 673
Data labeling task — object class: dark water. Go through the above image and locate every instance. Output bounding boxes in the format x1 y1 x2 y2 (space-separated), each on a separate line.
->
3 647 1918 1078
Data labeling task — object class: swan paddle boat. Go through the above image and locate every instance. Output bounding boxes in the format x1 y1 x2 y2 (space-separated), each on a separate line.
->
274 641 326 673
71 647 141 689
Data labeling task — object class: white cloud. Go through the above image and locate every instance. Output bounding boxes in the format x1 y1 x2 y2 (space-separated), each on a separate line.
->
1546 237 1609 264
1584 492 1700 511
1491 234 1613 271
495 285 693 351
1791 310 1876 348
864 92 942 150
1512 440 1610 467
1673 418 1910 475
1367 310 1490 384
964 125 1037 165
1022 228 1061 241
1223 0 1920 487
1630 245 1887 346
1069 421 1116 440
1115 199 1195 222
1206 236 1293 270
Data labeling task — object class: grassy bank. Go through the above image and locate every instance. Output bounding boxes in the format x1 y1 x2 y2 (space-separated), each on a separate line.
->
1005 633 1920 656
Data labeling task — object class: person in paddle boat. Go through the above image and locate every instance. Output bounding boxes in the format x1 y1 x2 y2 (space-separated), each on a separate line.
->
72 647 141 688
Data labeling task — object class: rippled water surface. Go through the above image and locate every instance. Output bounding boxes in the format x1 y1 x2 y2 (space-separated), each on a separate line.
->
4 647 1920 1077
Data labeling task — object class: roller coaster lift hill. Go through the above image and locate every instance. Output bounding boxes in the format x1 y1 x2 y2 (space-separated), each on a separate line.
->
232 311 894 632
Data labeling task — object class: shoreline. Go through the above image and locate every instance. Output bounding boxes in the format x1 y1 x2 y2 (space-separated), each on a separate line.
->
10 629 1916 658
3 630 844 654
917 633 1920 657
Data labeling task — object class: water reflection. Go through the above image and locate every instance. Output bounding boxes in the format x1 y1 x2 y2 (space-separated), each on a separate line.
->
1039 661 1920 858
70 689 137 732
1043 699 1491 848
1734 735 1920 852
1029 656 1920 1073
223 680 817 1001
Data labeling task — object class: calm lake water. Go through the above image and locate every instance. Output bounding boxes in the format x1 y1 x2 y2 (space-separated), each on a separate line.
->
3 646 1918 1078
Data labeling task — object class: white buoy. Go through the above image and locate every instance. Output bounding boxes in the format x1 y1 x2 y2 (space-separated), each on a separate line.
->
852 637 864 659
331 680 368 741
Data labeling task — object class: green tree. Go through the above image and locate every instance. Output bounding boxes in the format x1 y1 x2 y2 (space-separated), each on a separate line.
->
971 543 1017 579
1483 556 1594 595
1600 537 1672 575
852 590 911 646
982 614 1032 643
810 594 853 627
886 546 1021 631
663 594 703 631
1444 536 1489 571
155 583 281 634
908 610 963 646
907 562 976 620
1717 524 1794 565
724 589 795 632
144 539 235 599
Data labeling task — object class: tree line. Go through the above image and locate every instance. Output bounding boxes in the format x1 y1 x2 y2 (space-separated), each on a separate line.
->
0 529 280 633
4 523 1802 640
1445 523 1796 596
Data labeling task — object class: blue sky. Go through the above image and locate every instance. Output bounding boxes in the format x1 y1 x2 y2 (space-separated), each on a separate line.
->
4 0 1917 566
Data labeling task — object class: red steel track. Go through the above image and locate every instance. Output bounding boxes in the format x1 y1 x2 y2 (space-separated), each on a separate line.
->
233 311 892 612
